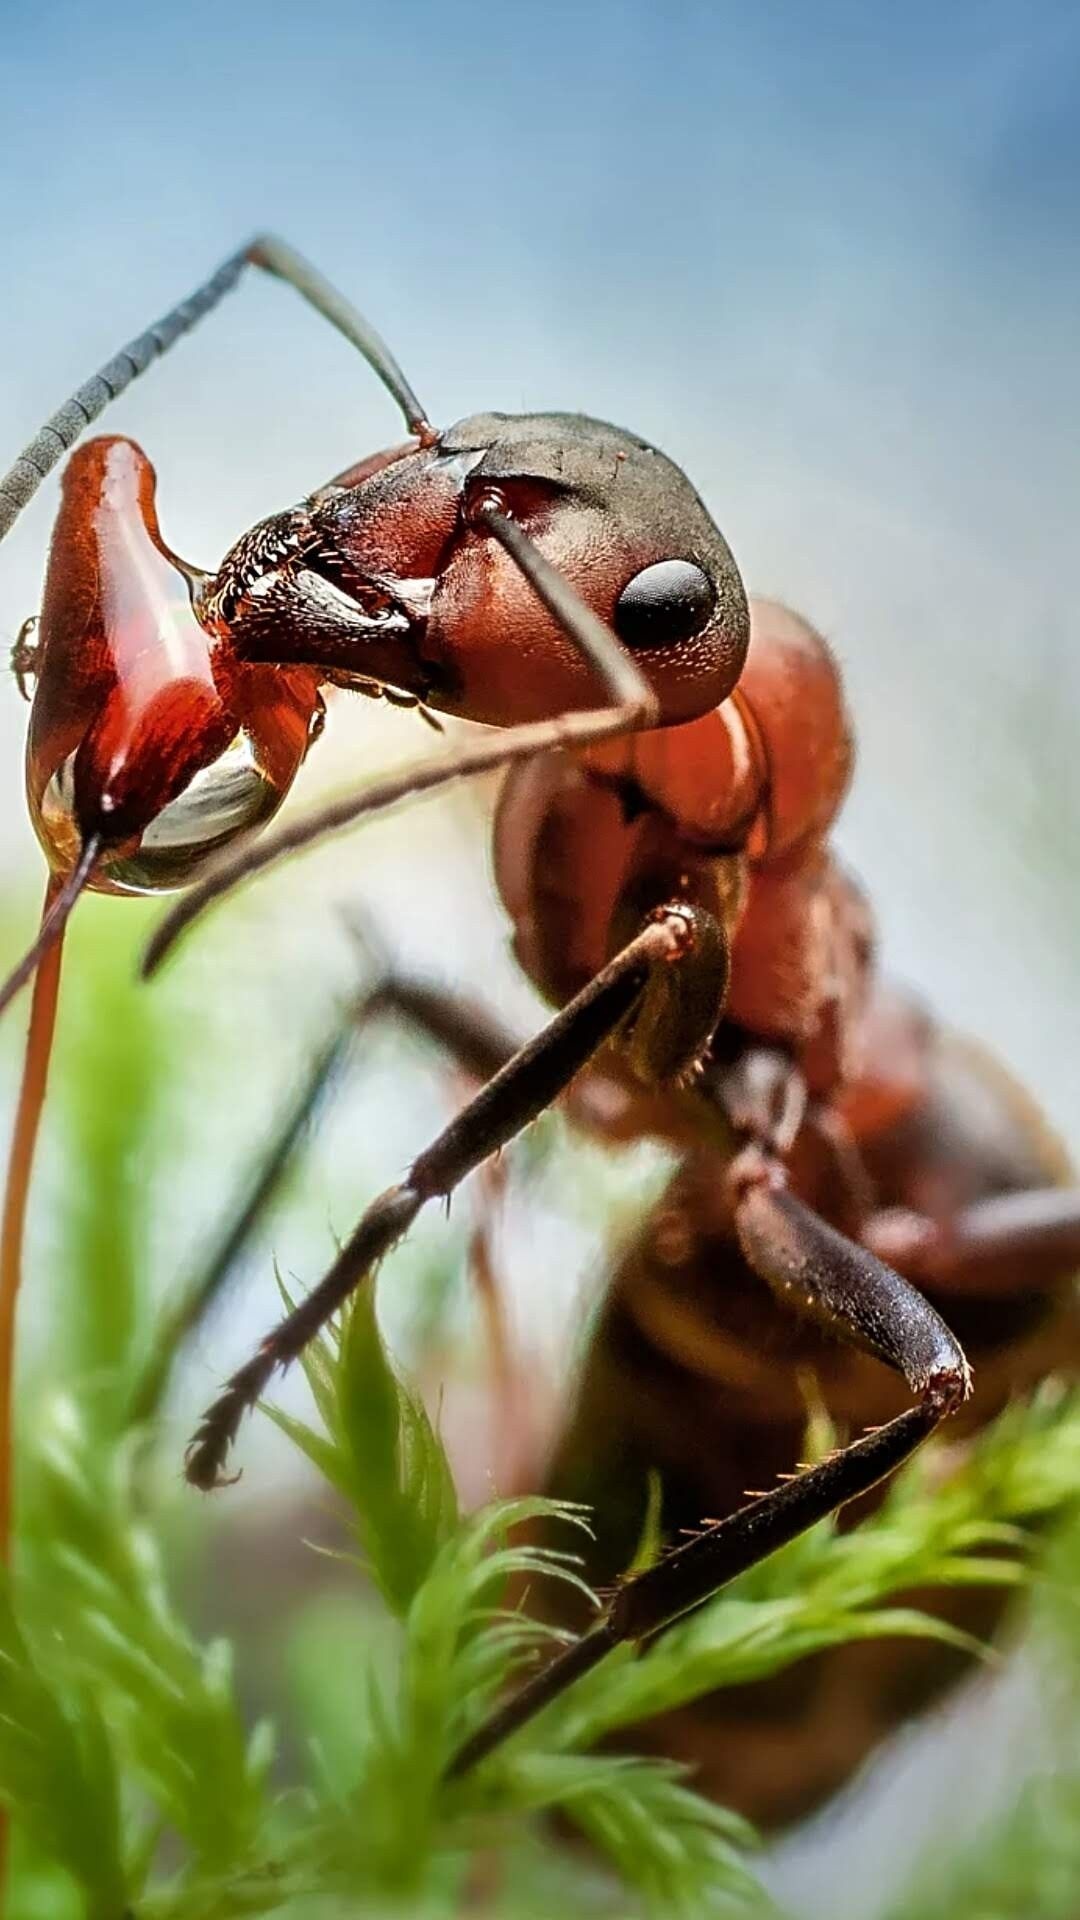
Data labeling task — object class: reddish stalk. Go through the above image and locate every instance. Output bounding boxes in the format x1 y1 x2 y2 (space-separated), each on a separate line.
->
0 878 67 1554
0 880 69 1903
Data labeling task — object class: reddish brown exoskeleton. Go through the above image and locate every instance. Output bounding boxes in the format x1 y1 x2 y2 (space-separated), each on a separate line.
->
1 239 1077 1814
493 601 1080 1819
0 237 746 1555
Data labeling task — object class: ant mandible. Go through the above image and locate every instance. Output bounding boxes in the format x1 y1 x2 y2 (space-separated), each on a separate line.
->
2 238 1076 1787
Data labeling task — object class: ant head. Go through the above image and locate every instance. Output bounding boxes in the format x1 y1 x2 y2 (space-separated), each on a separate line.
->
25 437 321 895
432 413 750 725
221 413 750 729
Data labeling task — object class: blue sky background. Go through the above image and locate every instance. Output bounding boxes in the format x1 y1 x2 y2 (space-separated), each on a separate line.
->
2 3 1078 1127
0 8 1078 1905
0 0 1077 1243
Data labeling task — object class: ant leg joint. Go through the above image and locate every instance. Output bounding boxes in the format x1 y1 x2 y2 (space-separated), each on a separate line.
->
726 1142 785 1204
648 902 700 960
734 1181 972 1411
923 1360 972 1418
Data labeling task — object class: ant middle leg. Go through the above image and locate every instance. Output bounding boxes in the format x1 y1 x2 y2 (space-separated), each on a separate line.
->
184 904 727 1490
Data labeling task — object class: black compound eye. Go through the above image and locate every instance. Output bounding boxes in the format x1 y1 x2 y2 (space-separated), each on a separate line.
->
613 559 717 650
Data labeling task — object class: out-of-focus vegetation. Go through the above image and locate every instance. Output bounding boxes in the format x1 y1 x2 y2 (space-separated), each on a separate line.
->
0 901 1078 1919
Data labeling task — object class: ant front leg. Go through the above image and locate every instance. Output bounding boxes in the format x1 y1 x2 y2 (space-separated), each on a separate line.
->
448 1047 972 1781
135 964 525 1429
354 968 547 1486
328 962 535 1477
184 905 725 1490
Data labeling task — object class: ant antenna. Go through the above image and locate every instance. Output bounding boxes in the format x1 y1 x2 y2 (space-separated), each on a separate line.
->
0 235 434 545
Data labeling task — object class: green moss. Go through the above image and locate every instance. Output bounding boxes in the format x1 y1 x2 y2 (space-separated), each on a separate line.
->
0 902 1078 1918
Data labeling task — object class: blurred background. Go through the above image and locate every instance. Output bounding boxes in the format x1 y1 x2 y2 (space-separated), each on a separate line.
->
1 2 1078 1914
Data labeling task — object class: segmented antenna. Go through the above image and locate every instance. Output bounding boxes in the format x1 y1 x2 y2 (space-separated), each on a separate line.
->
0 235 433 544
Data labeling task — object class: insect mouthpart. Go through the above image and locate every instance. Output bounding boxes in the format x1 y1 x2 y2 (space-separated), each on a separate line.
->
206 509 410 630
203 507 438 700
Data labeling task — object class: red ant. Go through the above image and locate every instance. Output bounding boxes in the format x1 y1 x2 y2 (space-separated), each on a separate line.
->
2 239 1077 1797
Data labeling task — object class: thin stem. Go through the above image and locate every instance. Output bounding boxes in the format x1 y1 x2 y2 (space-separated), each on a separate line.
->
0 881 67 1553
0 836 100 1020
0 882 68 1905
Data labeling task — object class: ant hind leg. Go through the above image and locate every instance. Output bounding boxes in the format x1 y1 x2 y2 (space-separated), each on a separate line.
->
447 1050 972 1780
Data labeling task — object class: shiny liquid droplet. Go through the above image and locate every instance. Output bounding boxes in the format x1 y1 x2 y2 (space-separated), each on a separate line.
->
25 437 320 894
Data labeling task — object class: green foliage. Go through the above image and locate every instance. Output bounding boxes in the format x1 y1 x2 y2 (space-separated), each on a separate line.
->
543 1386 1080 1755
887 1507 1080 1920
0 895 1079 1917
0 1584 128 1920
266 1281 460 1615
5 1297 1080 1918
14 1397 276 1908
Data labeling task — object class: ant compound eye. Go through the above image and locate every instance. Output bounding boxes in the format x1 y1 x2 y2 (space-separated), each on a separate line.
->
614 559 717 650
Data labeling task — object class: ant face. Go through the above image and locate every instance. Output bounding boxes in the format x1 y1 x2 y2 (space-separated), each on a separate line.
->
214 412 750 730
428 412 750 726
25 438 321 895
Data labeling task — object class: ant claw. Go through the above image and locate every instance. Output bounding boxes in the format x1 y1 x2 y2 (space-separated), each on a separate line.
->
184 1437 243 1493
10 616 39 702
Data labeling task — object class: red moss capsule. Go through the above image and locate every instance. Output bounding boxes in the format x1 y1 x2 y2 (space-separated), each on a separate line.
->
26 437 320 895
